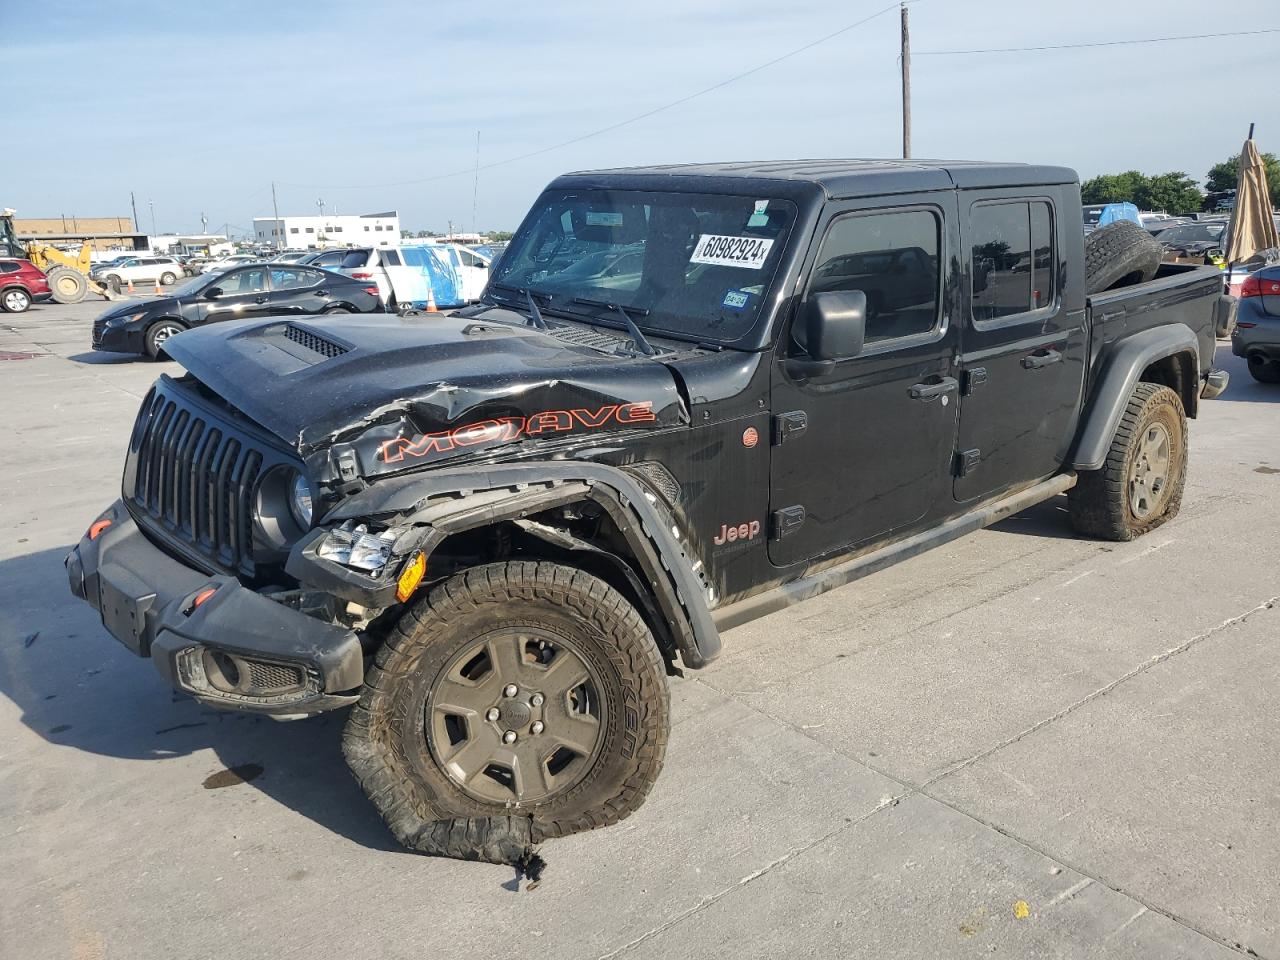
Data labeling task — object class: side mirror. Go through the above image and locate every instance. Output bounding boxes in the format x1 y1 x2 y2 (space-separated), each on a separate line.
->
788 290 867 378
205 287 223 300
477 261 488 269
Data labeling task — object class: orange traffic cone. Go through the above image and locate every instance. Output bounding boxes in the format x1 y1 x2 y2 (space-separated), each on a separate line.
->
127 278 135 294
425 288 438 313
154 279 162 295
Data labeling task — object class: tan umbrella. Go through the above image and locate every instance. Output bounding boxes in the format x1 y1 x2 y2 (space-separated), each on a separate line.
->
1224 135 1280 265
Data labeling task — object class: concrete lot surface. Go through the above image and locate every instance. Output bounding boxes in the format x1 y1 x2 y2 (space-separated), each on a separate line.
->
1 297 1277 959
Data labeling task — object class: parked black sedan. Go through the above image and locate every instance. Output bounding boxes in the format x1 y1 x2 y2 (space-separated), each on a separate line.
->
91 263 383 358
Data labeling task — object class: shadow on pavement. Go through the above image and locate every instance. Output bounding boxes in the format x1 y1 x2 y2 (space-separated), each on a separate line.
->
1208 350 1280 404
990 493 1079 540
0 544 403 855
66 351 140 365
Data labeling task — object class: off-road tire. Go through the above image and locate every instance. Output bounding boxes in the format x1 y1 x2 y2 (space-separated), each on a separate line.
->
144 319 185 359
1084 221 1162 294
1068 383 1186 541
46 266 88 304
1247 354 1280 384
343 561 669 862
1 287 31 313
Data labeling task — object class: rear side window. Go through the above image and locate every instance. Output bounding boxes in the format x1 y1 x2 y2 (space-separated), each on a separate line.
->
340 250 370 268
380 250 402 267
970 201 1055 322
0 261 19 274
806 208 941 346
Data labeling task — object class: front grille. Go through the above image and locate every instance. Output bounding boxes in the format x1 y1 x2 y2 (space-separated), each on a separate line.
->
284 324 348 358
124 378 302 577
92 317 108 348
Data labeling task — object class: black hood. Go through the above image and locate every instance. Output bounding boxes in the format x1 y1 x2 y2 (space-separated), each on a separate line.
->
99 297 178 320
162 311 690 479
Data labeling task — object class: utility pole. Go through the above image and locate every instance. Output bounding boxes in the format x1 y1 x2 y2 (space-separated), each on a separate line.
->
448 219 454 242
149 198 157 240
472 130 480 235
271 181 281 250
900 2 911 159
130 191 139 232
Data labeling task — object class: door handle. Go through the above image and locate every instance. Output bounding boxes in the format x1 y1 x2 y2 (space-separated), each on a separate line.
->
316 289 329 297
1022 348 1063 369
254 295 267 304
909 376 958 400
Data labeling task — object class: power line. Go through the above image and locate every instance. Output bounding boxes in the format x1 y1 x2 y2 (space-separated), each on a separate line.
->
917 26 1280 55
279 0 914 192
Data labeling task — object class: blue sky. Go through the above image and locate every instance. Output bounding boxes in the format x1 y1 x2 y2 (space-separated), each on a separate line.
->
0 0 1273 235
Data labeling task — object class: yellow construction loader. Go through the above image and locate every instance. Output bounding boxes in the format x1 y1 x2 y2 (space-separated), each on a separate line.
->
1 209 121 303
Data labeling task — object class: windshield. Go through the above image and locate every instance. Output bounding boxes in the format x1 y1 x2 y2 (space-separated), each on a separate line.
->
491 189 798 343
170 272 215 297
1159 223 1224 244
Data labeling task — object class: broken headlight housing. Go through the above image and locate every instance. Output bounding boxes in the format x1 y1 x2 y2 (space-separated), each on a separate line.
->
316 521 398 575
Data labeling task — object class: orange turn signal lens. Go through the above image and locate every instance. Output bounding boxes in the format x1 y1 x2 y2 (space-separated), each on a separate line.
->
395 551 427 603
88 519 113 540
190 587 217 611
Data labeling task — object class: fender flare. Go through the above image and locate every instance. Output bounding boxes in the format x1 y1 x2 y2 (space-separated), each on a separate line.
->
1071 323 1199 472
316 461 722 669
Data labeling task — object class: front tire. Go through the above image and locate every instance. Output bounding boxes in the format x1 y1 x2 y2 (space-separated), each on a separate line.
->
1 287 31 313
1068 382 1186 541
144 319 185 359
46 266 88 304
344 561 669 860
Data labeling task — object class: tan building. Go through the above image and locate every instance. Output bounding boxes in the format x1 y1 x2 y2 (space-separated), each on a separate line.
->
15 216 144 252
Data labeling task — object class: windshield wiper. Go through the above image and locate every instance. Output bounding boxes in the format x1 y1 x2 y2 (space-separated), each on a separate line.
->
571 297 658 356
484 283 558 330
525 290 548 330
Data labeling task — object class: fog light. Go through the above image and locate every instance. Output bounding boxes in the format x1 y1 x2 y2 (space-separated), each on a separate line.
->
396 551 426 602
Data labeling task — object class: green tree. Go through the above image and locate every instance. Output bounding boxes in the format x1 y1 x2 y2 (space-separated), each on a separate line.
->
1134 172 1204 215
487 230 515 242
1206 151 1280 200
1081 170 1147 205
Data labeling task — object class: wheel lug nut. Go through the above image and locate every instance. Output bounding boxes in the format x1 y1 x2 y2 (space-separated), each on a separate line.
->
485 708 499 722
503 730 517 744
503 683 518 698
531 693 544 707
531 721 544 735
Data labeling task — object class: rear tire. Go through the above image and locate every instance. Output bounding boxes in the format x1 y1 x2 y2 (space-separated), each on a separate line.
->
1247 354 1280 383
1 287 31 313
160 271 177 285
46 266 88 304
1084 221 1162 294
1068 382 1186 541
144 320 185 359
322 306 351 314
344 561 669 861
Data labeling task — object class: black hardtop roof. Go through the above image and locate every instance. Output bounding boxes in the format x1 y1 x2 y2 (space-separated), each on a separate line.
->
553 159 1078 199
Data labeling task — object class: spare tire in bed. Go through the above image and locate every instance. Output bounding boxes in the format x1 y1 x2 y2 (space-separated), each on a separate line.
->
1084 220 1163 294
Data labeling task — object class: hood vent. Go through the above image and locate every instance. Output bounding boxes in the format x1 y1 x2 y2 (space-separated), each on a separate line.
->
546 324 632 354
284 324 349 359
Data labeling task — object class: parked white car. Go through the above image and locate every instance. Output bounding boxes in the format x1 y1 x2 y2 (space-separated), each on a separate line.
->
335 243 490 308
92 256 185 287
201 254 262 274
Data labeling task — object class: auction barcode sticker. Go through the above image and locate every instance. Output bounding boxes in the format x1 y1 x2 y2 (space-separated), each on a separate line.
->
689 234 774 269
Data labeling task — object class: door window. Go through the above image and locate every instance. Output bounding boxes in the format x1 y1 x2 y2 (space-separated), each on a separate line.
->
270 266 323 290
970 201 1055 322
458 249 486 268
217 268 267 294
806 209 941 346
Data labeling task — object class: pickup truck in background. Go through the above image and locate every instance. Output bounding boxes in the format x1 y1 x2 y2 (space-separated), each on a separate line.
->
66 159 1231 865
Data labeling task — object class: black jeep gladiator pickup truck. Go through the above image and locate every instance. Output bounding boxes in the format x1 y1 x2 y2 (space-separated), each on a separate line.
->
67 160 1231 862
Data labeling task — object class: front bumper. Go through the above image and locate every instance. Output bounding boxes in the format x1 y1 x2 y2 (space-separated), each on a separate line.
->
65 502 364 716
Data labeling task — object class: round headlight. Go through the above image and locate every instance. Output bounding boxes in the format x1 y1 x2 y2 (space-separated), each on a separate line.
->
289 473 313 528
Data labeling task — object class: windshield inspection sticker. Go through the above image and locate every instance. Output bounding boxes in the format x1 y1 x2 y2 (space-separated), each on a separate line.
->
722 290 750 309
690 234 774 269
747 200 770 228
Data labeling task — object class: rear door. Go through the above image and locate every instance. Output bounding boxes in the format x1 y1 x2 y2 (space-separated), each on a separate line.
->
267 265 330 313
953 191 1087 502
769 193 962 566
455 246 490 301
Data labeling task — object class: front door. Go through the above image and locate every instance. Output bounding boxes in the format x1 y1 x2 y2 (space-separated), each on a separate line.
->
953 192 1087 502
200 266 273 326
769 194 962 567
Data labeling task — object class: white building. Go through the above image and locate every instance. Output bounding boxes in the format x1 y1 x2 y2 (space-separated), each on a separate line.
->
252 211 401 249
